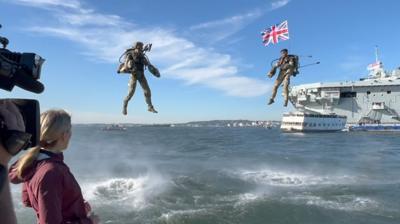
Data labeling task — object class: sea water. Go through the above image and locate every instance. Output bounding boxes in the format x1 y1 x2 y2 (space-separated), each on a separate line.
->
11 126 400 224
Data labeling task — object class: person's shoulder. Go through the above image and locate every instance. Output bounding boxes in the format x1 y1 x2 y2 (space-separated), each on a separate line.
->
36 160 67 182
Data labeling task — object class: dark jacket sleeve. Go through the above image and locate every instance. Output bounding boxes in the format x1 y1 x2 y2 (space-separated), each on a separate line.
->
37 168 64 224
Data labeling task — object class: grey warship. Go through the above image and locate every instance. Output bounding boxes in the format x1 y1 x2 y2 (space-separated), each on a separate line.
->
289 55 400 125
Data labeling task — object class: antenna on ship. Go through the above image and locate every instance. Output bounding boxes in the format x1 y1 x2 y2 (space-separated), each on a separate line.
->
374 45 384 69
375 45 380 63
367 45 383 72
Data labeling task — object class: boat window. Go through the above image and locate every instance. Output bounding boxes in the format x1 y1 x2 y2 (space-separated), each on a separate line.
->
340 91 357 98
367 91 371 95
387 90 391 94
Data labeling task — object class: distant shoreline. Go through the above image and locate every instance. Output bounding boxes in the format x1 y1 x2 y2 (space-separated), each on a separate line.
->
73 120 281 128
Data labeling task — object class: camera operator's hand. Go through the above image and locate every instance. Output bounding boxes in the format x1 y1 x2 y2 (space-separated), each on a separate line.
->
0 100 25 165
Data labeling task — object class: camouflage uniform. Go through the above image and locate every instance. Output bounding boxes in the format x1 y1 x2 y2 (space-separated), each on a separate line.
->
122 42 157 115
268 51 296 107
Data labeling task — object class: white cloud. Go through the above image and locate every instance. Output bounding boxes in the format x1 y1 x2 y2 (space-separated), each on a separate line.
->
271 0 291 10
190 10 262 43
191 11 262 30
12 0 270 97
189 0 291 42
14 0 81 9
60 12 126 27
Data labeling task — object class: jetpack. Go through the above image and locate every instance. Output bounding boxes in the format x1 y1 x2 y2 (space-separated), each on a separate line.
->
117 43 156 74
269 55 319 77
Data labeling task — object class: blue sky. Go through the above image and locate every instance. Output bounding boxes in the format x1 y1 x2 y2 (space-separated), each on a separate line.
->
1 0 399 123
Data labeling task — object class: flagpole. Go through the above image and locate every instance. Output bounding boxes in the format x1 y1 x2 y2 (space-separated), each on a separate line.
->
287 20 291 52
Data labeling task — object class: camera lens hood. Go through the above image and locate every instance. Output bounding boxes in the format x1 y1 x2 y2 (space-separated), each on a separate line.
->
14 70 44 94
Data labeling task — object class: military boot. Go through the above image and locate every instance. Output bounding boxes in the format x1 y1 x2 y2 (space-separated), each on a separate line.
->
284 98 289 107
268 99 274 105
148 106 158 113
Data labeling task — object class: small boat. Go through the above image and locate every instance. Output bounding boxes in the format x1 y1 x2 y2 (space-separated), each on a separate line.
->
281 111 347 132
347 123 400 132
102 124 127 131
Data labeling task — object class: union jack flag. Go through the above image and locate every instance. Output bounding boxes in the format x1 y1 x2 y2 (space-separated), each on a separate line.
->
367 61 383 70
261 20 289 46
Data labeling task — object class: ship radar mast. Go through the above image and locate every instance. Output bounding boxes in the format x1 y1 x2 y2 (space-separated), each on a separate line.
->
375 45 380 63
367 46 386 79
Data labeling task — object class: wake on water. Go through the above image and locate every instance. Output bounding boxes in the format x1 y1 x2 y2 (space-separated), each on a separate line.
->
11 127 400 223
83 173 168 211
227 167 383 212
72 167 387 223
11 164 397 223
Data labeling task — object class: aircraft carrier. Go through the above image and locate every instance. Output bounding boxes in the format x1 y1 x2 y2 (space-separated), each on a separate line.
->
289 56 400 125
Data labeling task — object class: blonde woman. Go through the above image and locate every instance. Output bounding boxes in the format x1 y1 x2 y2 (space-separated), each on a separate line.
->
9 109 99 224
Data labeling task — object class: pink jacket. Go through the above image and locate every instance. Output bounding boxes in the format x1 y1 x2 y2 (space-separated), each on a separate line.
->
9 150 93 224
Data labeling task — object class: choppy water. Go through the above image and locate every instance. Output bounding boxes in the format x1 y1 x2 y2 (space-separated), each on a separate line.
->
12 126 400 224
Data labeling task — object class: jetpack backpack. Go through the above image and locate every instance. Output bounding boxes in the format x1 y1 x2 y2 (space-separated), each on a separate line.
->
117 49 132 74
289 54 299 76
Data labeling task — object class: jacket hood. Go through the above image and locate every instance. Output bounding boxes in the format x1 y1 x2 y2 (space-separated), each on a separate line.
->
9 150 64 184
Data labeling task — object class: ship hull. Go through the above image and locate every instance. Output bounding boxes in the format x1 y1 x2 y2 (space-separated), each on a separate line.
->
281 112 346 132
289 79 400 124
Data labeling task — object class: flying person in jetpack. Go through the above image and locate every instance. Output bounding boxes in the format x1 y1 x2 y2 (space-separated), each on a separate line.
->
267 48 299 107
117 41 160 115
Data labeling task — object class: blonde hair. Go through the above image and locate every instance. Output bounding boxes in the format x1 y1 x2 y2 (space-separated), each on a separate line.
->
16 109 71 178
